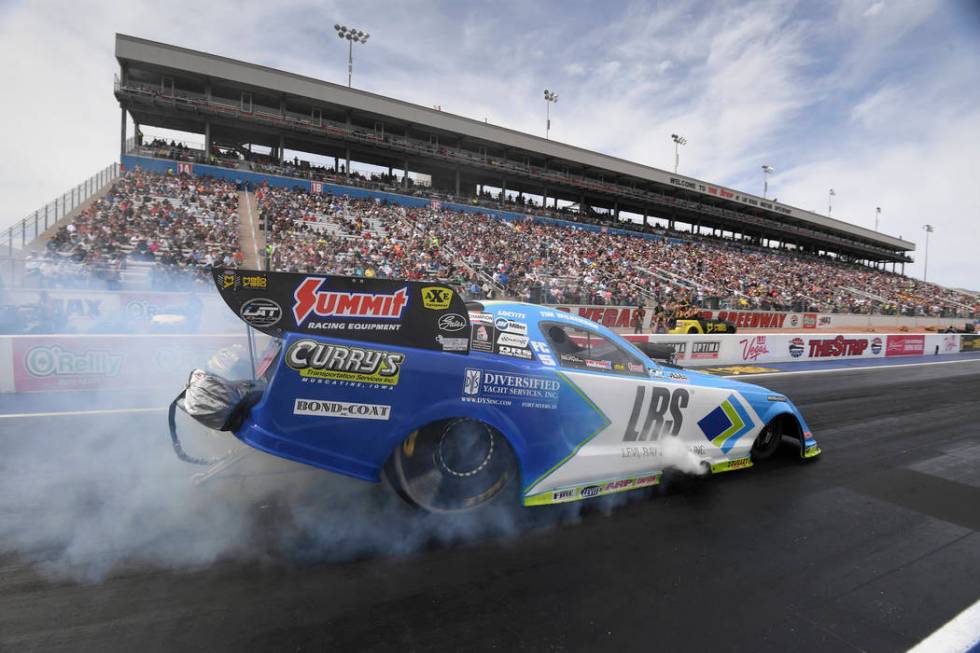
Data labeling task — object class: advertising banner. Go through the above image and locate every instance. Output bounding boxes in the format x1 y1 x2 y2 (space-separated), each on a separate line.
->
885 335 925 357
9 334 245 393
961 334 980 352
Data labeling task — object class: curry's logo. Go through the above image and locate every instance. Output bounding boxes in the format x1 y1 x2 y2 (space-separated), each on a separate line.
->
421 286 453 310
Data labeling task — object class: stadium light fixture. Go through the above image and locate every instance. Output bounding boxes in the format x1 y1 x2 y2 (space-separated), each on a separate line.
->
335 24 370 88
922 224 934 282
875 206 881 232
828 188 836 215
671 134 687 174
544 89 559 139
761 165 774 199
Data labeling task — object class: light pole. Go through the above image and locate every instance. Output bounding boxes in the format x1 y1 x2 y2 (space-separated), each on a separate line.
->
828 188 836 215
544 89 558 139
334 24 369 88
761 164 774 199
875 206 881 231
923 224 934 282
671 133 687 175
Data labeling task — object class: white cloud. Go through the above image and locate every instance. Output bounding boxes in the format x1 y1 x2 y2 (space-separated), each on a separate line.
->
864 1 886 17
0 0 976 288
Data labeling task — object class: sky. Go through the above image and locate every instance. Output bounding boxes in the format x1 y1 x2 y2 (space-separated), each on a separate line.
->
0 0 977 289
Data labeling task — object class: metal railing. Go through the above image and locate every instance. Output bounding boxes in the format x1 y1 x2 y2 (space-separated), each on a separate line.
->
2 162 119 257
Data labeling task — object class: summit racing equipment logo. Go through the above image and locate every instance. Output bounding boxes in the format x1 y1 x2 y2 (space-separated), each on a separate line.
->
623 387 690 441
462 368 560 408
697 395 756 454
421 286 453 310
293 399 391 421
285 339 404 385
293 278 408 324
808 336 868 358
25 345 122 377
240 298 283 328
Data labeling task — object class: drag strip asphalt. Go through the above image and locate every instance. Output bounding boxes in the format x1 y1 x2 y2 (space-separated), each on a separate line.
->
1 360 978 652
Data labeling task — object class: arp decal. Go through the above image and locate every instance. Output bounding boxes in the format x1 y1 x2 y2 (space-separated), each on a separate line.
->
421 286 453 310
623 386 690 441
285 339 404 386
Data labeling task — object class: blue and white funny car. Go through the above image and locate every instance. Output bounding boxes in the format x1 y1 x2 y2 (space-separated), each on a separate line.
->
172 269 820 512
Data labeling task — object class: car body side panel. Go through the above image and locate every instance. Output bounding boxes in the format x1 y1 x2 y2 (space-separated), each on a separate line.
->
232 300 818 506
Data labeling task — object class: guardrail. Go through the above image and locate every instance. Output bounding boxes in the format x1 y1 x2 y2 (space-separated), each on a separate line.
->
1 162 119 257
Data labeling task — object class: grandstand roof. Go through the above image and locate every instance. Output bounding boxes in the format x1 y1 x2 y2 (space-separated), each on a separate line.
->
114 34 914 262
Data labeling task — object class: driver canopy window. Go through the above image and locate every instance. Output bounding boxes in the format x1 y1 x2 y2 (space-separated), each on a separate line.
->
542 322 647 377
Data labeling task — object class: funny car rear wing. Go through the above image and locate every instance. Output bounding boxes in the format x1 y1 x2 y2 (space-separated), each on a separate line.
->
212 268 472 354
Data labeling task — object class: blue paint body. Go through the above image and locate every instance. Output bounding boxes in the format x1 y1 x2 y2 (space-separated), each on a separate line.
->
234 301 815 492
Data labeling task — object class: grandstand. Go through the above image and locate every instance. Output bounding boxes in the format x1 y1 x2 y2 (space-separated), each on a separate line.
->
1 34 976 329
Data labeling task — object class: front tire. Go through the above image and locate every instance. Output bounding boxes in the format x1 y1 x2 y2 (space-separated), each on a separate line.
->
751 419 784 461
385 419 517 513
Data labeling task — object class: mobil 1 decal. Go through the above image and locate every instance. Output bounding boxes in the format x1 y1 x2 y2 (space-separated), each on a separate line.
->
212 268 470 353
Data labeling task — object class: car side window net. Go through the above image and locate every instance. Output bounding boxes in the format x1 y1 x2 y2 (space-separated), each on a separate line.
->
541 322 647 377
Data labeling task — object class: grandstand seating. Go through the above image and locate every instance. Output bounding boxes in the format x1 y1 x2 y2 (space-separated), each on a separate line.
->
20 166 978 319
31 169 242 289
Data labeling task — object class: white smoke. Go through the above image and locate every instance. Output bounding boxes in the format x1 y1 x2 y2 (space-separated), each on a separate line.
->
0 337 704 583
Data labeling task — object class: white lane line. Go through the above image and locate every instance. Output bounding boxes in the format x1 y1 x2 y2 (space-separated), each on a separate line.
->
0 407 167 419
909 597 980 653
723 357 980 379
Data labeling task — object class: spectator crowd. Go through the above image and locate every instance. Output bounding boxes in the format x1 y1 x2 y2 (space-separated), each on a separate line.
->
14 166 978 319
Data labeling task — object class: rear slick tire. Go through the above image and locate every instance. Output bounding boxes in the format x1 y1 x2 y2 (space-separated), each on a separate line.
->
386 419 517 513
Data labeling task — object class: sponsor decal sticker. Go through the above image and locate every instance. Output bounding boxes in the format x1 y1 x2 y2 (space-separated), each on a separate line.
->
697 395 756 454
580 486 601 498
461 368 560 408
496 344 533 360
494 317 528 335
471 324 495 352
497 332 530 348
240 298 283 328
585 359 612 370
420 286 453 310
437 313 467 332
435 335 469 351
285 339 403 386
293 399 391 421
293 278 408 324
803 313 817 329
624 386 690 441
